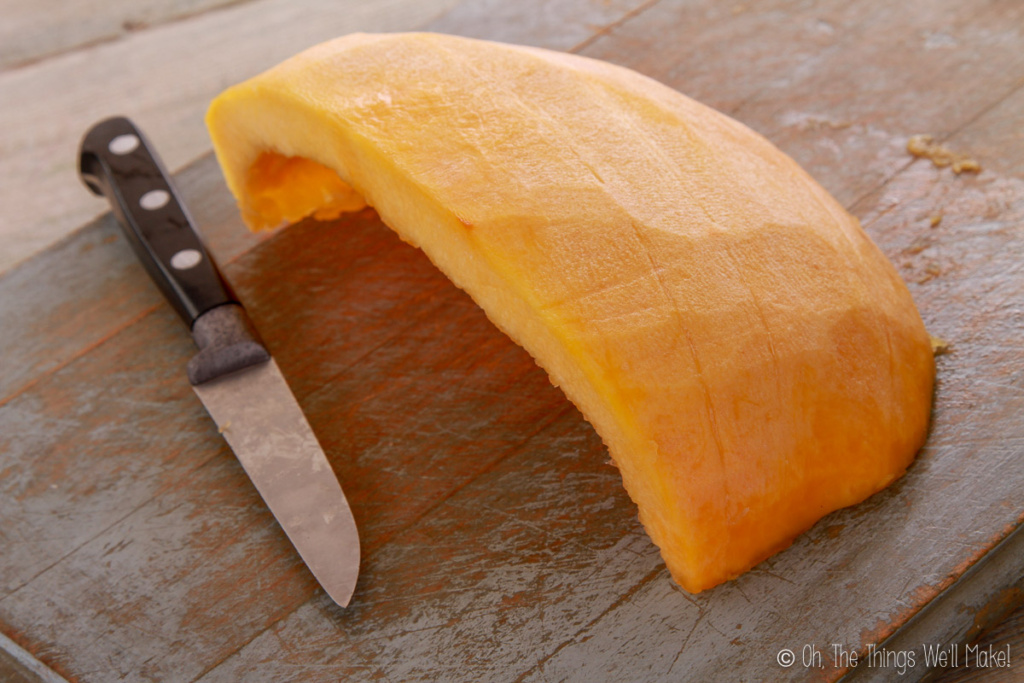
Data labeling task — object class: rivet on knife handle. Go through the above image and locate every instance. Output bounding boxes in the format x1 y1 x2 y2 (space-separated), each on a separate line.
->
79 116 271 385
79 117 235 327
78 117 361 607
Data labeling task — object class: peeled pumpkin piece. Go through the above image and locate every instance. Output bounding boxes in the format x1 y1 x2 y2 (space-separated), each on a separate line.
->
206 32 935 593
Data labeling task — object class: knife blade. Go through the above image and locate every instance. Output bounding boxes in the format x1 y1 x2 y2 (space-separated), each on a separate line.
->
78 116 360 607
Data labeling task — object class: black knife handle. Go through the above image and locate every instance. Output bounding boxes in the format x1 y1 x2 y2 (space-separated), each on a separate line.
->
79 116 269 385
79 116 235 326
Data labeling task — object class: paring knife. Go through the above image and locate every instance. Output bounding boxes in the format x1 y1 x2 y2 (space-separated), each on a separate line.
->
79 117 360 607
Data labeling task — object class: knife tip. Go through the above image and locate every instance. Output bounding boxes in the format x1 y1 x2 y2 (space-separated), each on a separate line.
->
317 541 360 610
325 577 358 609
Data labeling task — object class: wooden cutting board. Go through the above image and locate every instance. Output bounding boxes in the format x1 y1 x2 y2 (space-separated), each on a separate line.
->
2 1 1023 681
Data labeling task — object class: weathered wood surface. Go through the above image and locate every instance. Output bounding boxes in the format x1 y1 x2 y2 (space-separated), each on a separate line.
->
0 0 464 274
1 0 1023 681
0 0 242 67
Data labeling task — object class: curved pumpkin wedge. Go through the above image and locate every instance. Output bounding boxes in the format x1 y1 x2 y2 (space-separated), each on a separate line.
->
206 32 934 593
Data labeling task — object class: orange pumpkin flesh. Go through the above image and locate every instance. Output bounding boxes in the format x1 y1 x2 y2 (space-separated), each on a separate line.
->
206 32 934 592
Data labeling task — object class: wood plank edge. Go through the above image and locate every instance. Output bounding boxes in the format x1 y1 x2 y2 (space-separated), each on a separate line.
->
192 400 583 681
516 564 667 682
849 75 1024 218
0 0 258 71
0 631 71 683
838 519 1024 682
568 0 662 54
0 148 221 286
0 303 160 408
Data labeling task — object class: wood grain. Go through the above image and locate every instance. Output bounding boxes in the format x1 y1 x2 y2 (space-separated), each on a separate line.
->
0 0 463 274
1 0 1023 680
0 632 66 683
427 0 655 50
0 0 246 68
581 0 1024 208
938 607 1024 682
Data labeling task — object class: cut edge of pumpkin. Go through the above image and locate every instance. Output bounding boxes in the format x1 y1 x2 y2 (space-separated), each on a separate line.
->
205 85 704 586
204 36 935 593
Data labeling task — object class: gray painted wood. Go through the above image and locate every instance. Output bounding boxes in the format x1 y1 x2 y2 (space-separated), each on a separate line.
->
0 0 463 273
0 632 68 683
1 0 1023 681
0 0 248 68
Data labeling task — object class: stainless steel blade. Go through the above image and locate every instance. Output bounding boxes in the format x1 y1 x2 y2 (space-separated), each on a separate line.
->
193 358 360 607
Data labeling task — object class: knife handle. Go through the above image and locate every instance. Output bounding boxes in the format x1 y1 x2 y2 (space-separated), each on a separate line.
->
79 116 269 385
79 116 235 325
